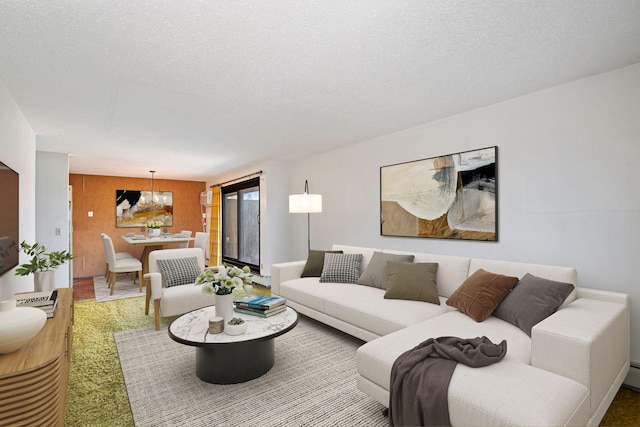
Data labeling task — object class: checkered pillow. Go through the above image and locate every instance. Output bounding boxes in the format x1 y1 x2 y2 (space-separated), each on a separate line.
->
157 256 202 288
319 253 363 284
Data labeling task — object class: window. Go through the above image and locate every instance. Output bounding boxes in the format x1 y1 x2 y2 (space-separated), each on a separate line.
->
221 177 260 272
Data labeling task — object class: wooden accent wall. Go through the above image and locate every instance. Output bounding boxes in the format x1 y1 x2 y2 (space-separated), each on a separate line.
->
69 174 206 278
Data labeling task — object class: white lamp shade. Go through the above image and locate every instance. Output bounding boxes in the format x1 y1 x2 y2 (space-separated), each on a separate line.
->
289 193 322 213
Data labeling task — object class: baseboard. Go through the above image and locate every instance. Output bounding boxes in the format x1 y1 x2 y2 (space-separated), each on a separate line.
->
623 363 640 391
251 275 271 288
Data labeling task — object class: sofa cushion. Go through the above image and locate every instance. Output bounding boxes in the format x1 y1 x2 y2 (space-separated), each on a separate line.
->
159 283 217 317
323 286 452 337
301 250 343 277
332 245 379 276
357 251 415 289
383 249 471 298
320 253 363 283
356 310 533 393
156 256 202 288
384 262 439 304
446 269 519 322
493 273 575 336
278 278 332 312
469 257 578 307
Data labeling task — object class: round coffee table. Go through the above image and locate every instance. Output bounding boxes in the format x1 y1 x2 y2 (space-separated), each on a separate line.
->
168 305 298 384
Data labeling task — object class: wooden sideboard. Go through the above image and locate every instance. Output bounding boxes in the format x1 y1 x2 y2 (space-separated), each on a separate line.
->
0 288 73 426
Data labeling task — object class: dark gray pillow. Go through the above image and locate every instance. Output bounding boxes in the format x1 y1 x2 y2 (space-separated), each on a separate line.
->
157 256 202 288
301 250 343 277
493 273 575 336
384 262 440 304
357 252 415 289
319 253 363 284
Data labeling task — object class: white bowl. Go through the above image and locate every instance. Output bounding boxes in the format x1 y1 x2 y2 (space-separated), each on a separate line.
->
224 321 247 336
0 300 47 354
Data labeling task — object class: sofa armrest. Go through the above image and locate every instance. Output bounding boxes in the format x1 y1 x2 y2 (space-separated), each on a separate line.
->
144 272 164 301
271 260 305 295
531 297 630 415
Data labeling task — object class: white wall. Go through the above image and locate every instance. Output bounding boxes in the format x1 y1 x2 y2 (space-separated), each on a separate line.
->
36 150 71 288
289 64 640 364
0 78 36 300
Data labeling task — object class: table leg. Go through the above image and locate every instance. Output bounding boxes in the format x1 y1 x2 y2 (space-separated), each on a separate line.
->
195 339 275 384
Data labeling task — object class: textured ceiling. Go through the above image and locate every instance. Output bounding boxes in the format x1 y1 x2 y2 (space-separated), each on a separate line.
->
1 1 639 181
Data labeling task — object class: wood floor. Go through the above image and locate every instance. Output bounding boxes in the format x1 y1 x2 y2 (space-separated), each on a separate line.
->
72 277 96 301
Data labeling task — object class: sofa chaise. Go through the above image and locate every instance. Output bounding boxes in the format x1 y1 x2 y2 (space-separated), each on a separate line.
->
271 244 629 427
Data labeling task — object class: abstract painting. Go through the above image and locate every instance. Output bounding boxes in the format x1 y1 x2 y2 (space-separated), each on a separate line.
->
380 146 497 241
116 190 174 228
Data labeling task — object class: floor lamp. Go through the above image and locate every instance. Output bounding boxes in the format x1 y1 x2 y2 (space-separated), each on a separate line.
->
289 180 322 252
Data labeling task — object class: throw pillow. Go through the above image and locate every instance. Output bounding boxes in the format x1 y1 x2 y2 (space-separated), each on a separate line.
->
446 269 519 322
157 256 202 288
320 253 363 284
357 251 415 289
493 273 575 336
301 250 344 277
384 262 440 304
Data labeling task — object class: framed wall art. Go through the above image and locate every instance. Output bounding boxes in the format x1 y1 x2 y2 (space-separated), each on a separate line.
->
115 189 174 228
380 146 497 241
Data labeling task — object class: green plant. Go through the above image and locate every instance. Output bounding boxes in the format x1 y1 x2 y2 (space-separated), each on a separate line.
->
14 241 74 276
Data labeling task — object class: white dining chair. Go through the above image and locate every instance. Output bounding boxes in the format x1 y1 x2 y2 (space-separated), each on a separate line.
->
178 230 192 248
103 235 143 295
100 233 134 281
193 232 209 262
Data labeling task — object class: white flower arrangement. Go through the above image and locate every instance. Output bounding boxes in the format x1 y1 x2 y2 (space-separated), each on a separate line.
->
146 220 163 229
196 264 253 296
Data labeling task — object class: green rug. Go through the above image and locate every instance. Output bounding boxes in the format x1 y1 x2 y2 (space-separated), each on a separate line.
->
65 297 153 426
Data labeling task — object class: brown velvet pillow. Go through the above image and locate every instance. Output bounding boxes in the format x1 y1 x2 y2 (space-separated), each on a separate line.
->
446 269 519 322
301 250 343 277
384 261 440 304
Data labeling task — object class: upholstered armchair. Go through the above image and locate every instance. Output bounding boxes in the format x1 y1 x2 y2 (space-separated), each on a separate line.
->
144 248 218 330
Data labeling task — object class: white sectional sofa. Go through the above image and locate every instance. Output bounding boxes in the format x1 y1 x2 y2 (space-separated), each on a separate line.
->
271 244 630 427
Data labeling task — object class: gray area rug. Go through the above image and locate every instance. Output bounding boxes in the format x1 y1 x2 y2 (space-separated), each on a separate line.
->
93 274 145 302
114 316 388 427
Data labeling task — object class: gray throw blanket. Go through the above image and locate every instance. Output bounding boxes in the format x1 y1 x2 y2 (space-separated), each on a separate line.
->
389 336 507 427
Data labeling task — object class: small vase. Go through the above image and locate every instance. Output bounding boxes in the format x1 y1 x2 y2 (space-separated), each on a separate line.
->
34 270 56 292
0 299 47 354
148 228 161 238
215 293 234 323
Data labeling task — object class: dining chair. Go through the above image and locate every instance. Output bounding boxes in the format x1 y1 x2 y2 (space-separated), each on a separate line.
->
178 230 192 248
100 233 134 281
193 232 209 262
103 235 143 295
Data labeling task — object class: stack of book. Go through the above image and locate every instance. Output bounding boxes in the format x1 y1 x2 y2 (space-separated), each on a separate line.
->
14 290 59 318
234 295 287 317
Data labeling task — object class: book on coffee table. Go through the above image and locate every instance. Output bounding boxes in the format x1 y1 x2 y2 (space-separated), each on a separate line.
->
234 306 287 318
235 295 286 310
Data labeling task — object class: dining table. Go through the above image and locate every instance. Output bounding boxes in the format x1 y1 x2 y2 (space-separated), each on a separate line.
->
120 233 195 314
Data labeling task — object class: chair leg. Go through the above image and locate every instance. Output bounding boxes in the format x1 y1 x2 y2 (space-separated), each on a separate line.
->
138 271 142 292
154 299 161 331
109 273 116 296
145 282 151 315
105 264 108 279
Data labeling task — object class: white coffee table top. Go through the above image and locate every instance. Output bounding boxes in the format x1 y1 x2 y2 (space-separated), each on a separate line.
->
169 306 298 346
